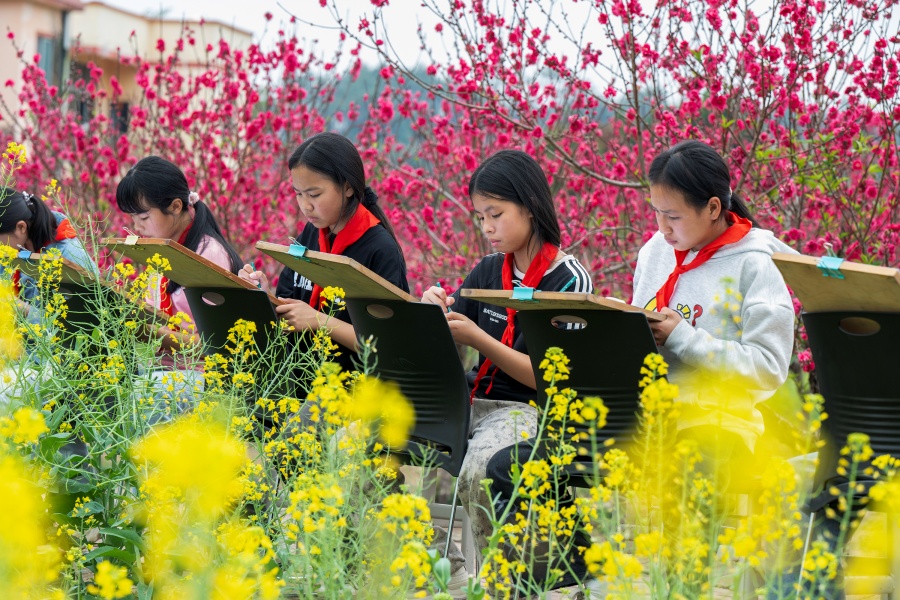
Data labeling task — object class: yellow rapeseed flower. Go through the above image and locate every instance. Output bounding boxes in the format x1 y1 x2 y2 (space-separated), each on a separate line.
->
3 141 27 165
0 407 49 444
40 179 60 201
539 346 571 383
583 540 643 580
0 244 18 271
320 286 346 312
145 253 172 273
0 281 20 361
0 451 61 597
132 418 246 522
86 561 133 599
349 376 414 448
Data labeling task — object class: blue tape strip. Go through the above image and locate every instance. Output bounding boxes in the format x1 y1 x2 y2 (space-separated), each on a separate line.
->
816 256 845 279
511 286 535 301
288 244 310 261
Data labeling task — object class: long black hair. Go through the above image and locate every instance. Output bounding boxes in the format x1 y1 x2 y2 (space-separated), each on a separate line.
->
648 140 759 227
288 132 401 245
0 187 61 250
468 149 562 250
116 156 243 293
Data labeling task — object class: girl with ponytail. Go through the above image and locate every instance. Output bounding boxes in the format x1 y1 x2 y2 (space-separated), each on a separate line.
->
239 132 409 374
116 156 243 353
0 187 97 302
631 139 796 452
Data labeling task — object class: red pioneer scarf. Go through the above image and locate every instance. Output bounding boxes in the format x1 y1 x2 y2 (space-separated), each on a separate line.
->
308 204 380 310
55 218 77 242
158 222 193 316
654 212 752 310
469 242 559 402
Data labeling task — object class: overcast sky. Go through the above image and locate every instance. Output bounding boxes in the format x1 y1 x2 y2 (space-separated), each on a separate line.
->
102 0 368 35
99 0 437 65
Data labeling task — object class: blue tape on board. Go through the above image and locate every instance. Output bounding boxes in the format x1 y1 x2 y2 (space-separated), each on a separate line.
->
511 286 535 301
288 244 310 261
816 256 845 279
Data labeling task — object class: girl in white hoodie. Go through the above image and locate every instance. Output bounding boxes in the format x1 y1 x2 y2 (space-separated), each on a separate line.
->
630 139 796 452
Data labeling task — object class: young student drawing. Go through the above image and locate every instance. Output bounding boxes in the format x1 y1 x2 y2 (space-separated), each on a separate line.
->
239 132 409 376
116 156 243 423
0 187 98 308
0 187 99 402
630 139 796 451
420 149 593 589
485 139 797 595
116 156 244 354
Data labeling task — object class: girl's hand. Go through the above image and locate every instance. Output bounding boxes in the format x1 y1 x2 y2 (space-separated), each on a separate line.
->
446 311 485 347
421 285 455 310
275 298 322 331
239 264 270 293
649 307 682 346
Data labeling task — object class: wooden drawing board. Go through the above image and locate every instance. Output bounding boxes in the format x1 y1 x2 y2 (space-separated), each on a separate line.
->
12 252 169 321
12 252 99 288
460 290 666 322
103 238 285 306
772 252 900 313
257 241 414 302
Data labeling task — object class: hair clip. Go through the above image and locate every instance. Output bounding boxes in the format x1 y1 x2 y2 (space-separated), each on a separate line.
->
22 191 34 206
188 191 200 207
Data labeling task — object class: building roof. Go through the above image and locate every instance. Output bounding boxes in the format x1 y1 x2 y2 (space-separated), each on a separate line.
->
30 0 85 10
83 1 254 38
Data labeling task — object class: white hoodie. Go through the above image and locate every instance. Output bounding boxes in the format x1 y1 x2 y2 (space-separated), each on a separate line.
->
631 228 797 449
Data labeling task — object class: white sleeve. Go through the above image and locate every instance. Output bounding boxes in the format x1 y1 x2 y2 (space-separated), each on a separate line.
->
663 261 794 394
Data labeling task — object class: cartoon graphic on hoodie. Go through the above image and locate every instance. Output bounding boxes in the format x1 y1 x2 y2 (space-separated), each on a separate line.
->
631 227 797 450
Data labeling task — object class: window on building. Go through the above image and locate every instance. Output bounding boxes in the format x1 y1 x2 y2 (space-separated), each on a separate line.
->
111 102 130 133
36 35 60 86
70 62 93 122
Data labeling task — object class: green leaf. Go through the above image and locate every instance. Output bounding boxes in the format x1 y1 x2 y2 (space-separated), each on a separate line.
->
83 545 136 563
39 432 71 460
469 579 486 600
75 500 104 516
51 512 76 527
61 478 96 494
434 556 451 589
99 527 145 551
46 409 68 431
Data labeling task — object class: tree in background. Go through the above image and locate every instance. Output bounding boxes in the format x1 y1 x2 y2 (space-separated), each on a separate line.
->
4 0 899 301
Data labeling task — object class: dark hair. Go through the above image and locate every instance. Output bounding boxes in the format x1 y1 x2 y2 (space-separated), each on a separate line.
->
0 187 60 249
116 156 243 293
468 149 561 249
648 140 759 226
288 132 400 244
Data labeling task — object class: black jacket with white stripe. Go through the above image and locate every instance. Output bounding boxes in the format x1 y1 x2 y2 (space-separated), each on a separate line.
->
451 252 593 403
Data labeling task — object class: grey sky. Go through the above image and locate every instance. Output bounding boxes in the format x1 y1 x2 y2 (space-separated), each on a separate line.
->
100 0 435 64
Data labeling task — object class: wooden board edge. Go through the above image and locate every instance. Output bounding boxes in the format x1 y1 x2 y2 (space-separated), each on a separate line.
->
772 252 900 278
256 240 414 302
103 237 256 289
460 289 665 322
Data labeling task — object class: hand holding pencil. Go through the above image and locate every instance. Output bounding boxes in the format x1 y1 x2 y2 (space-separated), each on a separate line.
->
238 261 269 293
421 282 454 312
